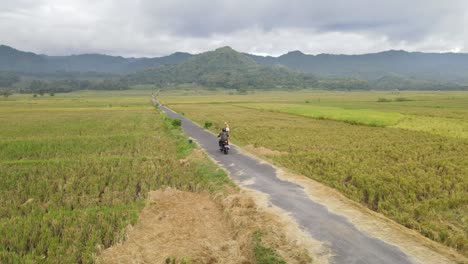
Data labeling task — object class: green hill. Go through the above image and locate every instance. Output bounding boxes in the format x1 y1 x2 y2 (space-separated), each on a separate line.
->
125 47 316 89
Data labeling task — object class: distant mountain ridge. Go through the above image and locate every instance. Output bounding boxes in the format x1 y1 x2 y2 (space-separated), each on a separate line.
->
0 45 193 73
2 44 468 84
247 50 468 83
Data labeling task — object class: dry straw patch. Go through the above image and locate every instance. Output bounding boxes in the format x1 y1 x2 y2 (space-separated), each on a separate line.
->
178 149 205 167
98 188 249 264
98 188 317 264
243 145 288 157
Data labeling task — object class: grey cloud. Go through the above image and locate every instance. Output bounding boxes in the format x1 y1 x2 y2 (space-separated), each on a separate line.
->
0 0 466 56
134 0 465 40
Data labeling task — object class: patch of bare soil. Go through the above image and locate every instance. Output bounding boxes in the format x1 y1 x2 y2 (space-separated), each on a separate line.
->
243 145 288 157
98 188 315 264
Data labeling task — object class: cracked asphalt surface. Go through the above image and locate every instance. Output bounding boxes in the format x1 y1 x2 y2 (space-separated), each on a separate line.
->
155 100 413 264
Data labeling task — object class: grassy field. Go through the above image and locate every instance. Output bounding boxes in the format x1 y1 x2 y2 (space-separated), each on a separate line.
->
237 103 403 127
161 90 468 255
0 91 233 262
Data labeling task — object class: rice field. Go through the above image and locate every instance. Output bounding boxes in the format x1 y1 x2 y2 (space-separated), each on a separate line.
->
0 91 231 262
161 90 468 255
237 103 403 127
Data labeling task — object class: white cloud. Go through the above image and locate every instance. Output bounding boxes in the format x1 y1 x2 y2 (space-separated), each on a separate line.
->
0 0 466 56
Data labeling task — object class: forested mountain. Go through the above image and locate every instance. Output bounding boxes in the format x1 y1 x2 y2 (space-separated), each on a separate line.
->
0 45 191 73
247 50 468 83
3 44 468 84
124 47 316 88
124 52 192 72
0 45 49 72
1 44 468 90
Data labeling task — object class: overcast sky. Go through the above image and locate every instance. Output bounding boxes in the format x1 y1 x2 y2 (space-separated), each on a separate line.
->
1 0 467 57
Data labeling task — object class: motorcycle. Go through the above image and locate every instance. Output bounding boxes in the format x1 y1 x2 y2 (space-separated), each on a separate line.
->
219 140 230 154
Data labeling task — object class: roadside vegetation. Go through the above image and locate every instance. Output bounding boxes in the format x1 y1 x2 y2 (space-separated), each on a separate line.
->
0 91 300 263
163 90 468 256
253 231 287 264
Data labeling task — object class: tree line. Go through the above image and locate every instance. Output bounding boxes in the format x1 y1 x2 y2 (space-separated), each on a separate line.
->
0 72 20 87
0 71 130 97
18 79 129 95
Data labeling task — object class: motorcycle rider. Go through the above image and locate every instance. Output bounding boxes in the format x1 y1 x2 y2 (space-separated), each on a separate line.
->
218 128 229 149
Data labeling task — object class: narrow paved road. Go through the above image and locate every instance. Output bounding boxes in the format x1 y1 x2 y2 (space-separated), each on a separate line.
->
155 99 413 264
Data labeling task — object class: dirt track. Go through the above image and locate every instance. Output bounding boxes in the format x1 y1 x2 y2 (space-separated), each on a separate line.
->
155 99 462 264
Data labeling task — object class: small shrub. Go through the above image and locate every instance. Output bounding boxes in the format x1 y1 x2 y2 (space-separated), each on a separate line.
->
171 119 182 127
305 100 310 103
237 88 248 95
439 229 449 243
0 89 12 98
377 97 392 102
204 121 213 129
253 231 286 264
395 97 412 102
33 94 38 98
50 93 55 96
